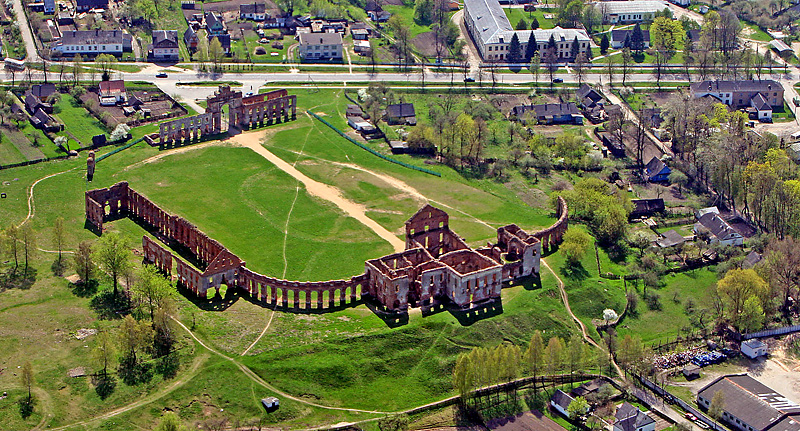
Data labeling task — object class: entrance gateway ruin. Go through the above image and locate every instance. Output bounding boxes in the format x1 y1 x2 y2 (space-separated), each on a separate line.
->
157 86 297 145
86 182 567 314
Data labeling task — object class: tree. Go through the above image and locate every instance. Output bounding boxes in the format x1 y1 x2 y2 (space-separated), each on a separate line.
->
52 216 66 262
669 170 689 195
567 334 584 376
531 17 540 29
21 361 33 401
568 36 579 61
530 52 541 84
604 54 615 86
516 18 528 30
600 33 609 54
277 0 297 15
630 24 645 53
650 17 684 88
567 396 589 421
4 224 20 272
574 52 588 85
716 268 769 330
603 308 618 325
94 232 132 297
524 330 545 386
74 240 94 283
153 300 177 358
621 48 633 85
545 337 564 377
617 334 644 372
562 229 591 265
155 412 187 431
119 315 153 368
95 54 116 80
388 15 412 69
508 33 522 63
92 330 116 376
208 37 225 72
628 231 650 257
741 296 765 332
453 353 473 404
20 222 35 273
133 265 172 321
709 390 725 426
525 33 537 61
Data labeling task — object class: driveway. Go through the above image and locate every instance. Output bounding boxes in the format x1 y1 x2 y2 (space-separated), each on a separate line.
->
12 0 40 61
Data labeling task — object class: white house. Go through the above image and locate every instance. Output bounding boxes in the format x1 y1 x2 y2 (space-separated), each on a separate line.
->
297 32 343 60
464 0 591 62
694 212 744 246
348 116 373 131
669 0 689 6
741 339 768 359
593 1 671 24
240 2 267 21
99 79 126 105
550 390 574 418
148 30 179 61
610 29 650 49
614 402 656 431
52 30 131 56
750 93 773 121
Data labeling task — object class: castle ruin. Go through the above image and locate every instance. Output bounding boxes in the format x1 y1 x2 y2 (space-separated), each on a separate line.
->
157 86 297 145
86 182 567 314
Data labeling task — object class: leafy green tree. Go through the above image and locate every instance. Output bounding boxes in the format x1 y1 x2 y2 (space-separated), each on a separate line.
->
52 216 66 263
567 334 584 376
21 361 33 402
92 330 116 375
567 396 589 421
94 232 132 297
20 222 35 273
524 330 545 384
155 412 188 431
133 265 172 321
208 37 225 72
562 229 591 265
669 170 689 194
716 268 769 330
74 240 94 283
741 296 765 332
709 390 725 426
530 52 541 83
628 231 651 257
545 337 564 376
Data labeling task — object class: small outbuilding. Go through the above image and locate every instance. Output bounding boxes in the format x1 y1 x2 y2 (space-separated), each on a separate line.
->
261 397 279 410
682 364 701 380
741 339 767 359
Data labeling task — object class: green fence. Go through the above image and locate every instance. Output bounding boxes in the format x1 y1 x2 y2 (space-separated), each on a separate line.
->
306 110 441 177
96 137 144 163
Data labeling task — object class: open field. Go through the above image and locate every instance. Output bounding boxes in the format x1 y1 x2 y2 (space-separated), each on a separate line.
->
503 7 556 30
0 87 725 429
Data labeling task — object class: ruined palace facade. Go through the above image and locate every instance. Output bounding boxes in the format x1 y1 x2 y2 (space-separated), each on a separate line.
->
86 182 567 313
157 86 297 145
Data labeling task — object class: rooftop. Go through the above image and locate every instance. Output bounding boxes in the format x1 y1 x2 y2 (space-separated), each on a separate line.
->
593 0 670 14
698 374 800 431
690 80 782 94
298 32 343 45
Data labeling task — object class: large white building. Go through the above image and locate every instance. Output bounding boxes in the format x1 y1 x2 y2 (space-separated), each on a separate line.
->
593 1 671 24
464 0 591 62
298 32 343 61
52 30 132 56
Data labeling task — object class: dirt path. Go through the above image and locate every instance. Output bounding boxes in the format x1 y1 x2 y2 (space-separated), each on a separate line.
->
240 308 276 356
232 131 405 252
540 258 626 379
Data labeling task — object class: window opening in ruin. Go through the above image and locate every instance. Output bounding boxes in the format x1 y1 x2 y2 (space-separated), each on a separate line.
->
439 222 444 228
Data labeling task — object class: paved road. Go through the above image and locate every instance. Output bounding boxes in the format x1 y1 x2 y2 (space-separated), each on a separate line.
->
12 0 40 62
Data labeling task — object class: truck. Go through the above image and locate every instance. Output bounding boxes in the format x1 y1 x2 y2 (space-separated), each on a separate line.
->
4 58 25 71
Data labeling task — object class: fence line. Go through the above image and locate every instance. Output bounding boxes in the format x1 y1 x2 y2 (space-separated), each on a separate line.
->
306 110 441 177
96 137 144 163
744 324 800 340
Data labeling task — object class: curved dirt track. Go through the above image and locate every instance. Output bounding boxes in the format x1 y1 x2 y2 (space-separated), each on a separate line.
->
231 131 406 252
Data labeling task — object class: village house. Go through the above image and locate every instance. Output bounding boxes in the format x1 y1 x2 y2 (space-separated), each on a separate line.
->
52 30 132 56
99 79 127 106
644 156 671 182
510 103 583 125
630 198 665 219
205 12 226 35
694 212 744 246
298 32 343 60
208 34 231 54
385 103 417 126
240 2 267 21
464 0 591 61
594 0 670 24
609 29 651 49
43 0 55 14
148 30 179 61
76 0 108 13
184 27 199 51
368 10 391 22
740 339 768 359
351 23 370 40
614 402 656 431
690 80 784 122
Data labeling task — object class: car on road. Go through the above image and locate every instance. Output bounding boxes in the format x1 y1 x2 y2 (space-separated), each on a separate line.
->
552 77 563 83
156 72 168 78
685 413 697 421
464 77 475 82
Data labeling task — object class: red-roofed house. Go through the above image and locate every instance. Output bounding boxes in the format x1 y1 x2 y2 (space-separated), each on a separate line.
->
99 80 126 105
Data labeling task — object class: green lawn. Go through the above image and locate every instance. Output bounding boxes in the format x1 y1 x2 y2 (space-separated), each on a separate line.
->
741 21 771 42
52 94 108 147
503 8 556 30
0 132 27 165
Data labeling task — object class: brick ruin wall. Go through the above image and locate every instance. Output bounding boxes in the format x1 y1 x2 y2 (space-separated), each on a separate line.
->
85 183 568 313
157 87 297 145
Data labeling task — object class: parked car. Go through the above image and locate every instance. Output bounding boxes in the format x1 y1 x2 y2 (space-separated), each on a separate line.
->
552 77 563 83
463 77 475 82
156 72 168 78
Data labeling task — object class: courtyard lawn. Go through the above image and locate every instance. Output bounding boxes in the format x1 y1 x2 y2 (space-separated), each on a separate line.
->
52 94 108 147
0 133 27 164
503 8 556 30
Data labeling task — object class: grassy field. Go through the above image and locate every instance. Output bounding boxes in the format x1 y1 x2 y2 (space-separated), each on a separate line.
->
0 87 723 429
53 94 108 147
503 8 556 30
